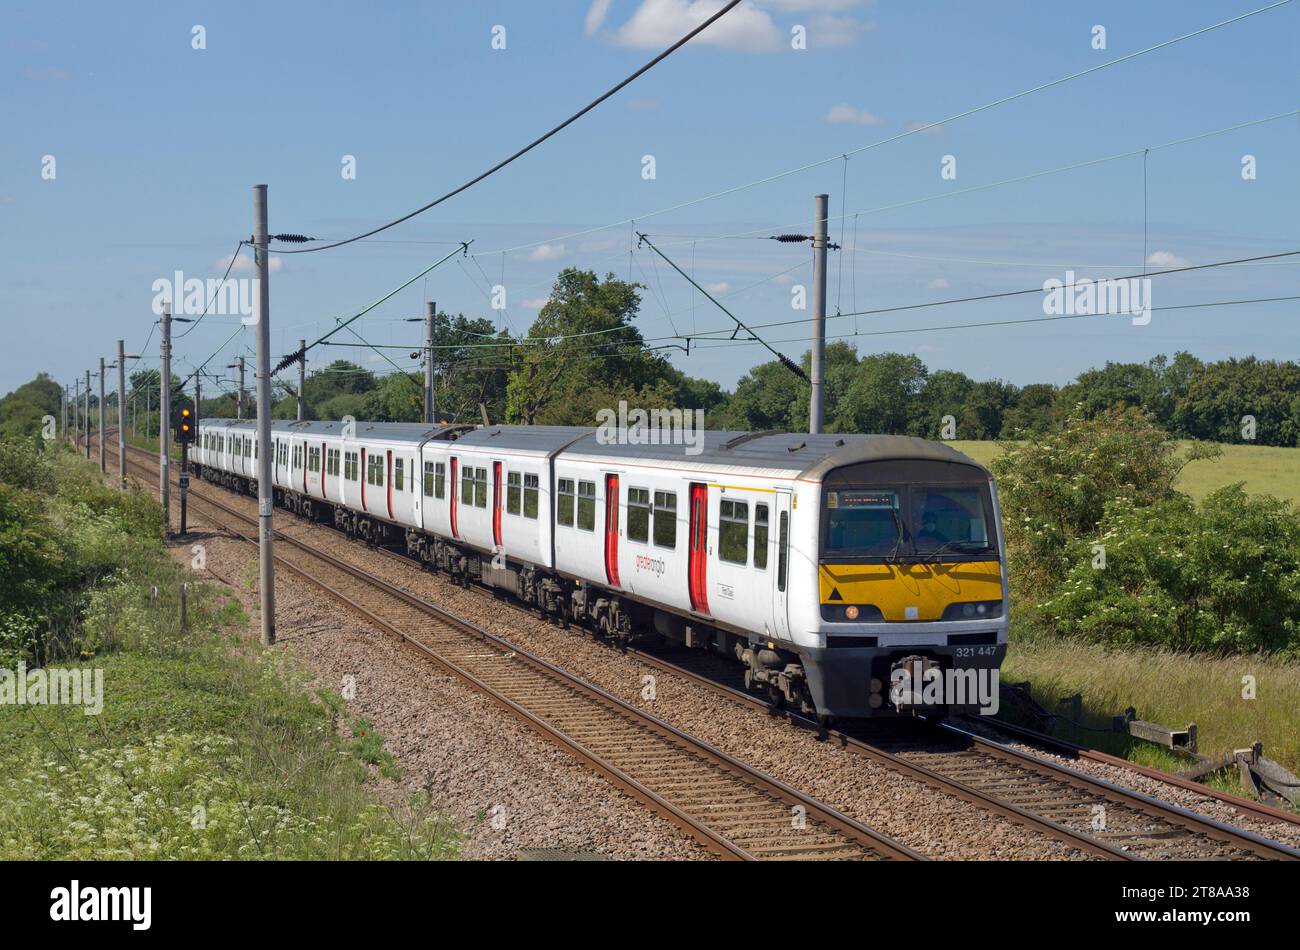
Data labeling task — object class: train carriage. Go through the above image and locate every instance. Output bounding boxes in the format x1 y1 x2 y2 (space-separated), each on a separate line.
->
192 418 1008 725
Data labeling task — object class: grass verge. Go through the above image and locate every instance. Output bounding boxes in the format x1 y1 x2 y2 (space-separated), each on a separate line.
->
1000 634 1300 801
0 444 460 859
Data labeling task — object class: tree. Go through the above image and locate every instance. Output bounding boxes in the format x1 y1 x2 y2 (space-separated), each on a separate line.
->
832 352 927 435
1174 356 1300 446
505 269 675 426
991 405 1219 600
999 383 1059 438
917 369 975 439
959 379 1018 441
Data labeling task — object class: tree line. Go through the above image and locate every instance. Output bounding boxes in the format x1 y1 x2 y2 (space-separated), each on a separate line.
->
4 267 1298 446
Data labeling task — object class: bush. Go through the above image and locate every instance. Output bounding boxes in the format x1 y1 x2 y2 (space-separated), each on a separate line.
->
1039 486 1300 655
991 405 1218 599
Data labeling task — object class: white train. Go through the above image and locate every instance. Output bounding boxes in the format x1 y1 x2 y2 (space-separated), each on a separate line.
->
193 418 1009 725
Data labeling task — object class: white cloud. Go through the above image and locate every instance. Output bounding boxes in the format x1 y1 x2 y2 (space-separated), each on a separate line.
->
614 0 783 52
705 281 732 294
218 253 283 274
905 121 945 135
522 298 551 309
927 278 949 290
824 104 883 126
586 0 614 34
526 243 566 262
1146 250 1190 268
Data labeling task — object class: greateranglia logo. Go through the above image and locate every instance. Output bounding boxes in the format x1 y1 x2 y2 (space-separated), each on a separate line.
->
50 880 151 931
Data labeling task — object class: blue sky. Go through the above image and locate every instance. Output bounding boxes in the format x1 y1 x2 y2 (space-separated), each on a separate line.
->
2 0 1297 401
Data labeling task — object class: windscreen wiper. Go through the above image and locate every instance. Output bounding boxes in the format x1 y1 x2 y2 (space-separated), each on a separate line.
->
918 539 993 562
886 506 906 563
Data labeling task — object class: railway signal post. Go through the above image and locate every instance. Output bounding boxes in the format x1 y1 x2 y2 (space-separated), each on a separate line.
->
809 193 828 435
176 405 193 536
253 183 277 645
160 304 172 535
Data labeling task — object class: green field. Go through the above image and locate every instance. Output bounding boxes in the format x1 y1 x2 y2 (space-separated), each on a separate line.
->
948 439 1300 506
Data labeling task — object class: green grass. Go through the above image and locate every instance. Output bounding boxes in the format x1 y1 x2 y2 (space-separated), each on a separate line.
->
948 439 1300 505
1000 637 1300 801
0 445 460 860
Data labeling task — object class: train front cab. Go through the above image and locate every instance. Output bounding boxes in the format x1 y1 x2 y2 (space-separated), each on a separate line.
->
794 453 1009 721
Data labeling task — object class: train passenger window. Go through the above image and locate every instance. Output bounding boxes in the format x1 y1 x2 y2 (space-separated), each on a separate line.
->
720 500 749 565
576 480 595 531
653 491 676 549
435 462 445 498
627 488 650 543
474 467 488 508
754 504 769 570
345 452 358 481
423 461 435 497
556 478 575 527
523 474 538 519
309 447 320 473
327 448 339 476
394 457 404 491
777 511 789 592
461 466 473 505
506 472 521 515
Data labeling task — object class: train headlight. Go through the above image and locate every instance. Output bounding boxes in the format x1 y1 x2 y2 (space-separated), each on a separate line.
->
844 605 860 621
942 600 1003 621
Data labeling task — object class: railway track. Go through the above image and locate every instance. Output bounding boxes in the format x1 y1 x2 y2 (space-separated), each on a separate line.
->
117 443 920 862
114 438 1300 860
631 638 1300 861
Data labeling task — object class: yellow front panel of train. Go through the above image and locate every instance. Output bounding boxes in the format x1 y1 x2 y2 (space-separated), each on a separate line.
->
819 561 1002 622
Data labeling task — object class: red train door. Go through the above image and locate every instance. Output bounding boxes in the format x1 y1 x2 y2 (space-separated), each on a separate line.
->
301 440 307 493
688 482 709 614
492 462 503 549
604 473 620 588
321 442 326 498
385 450 394 519
449 457 459 538
360 448 367 511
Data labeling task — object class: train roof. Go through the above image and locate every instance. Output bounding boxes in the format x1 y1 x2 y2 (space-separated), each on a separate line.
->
198 419 988 478
557 429 987 480
200 418 466 442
